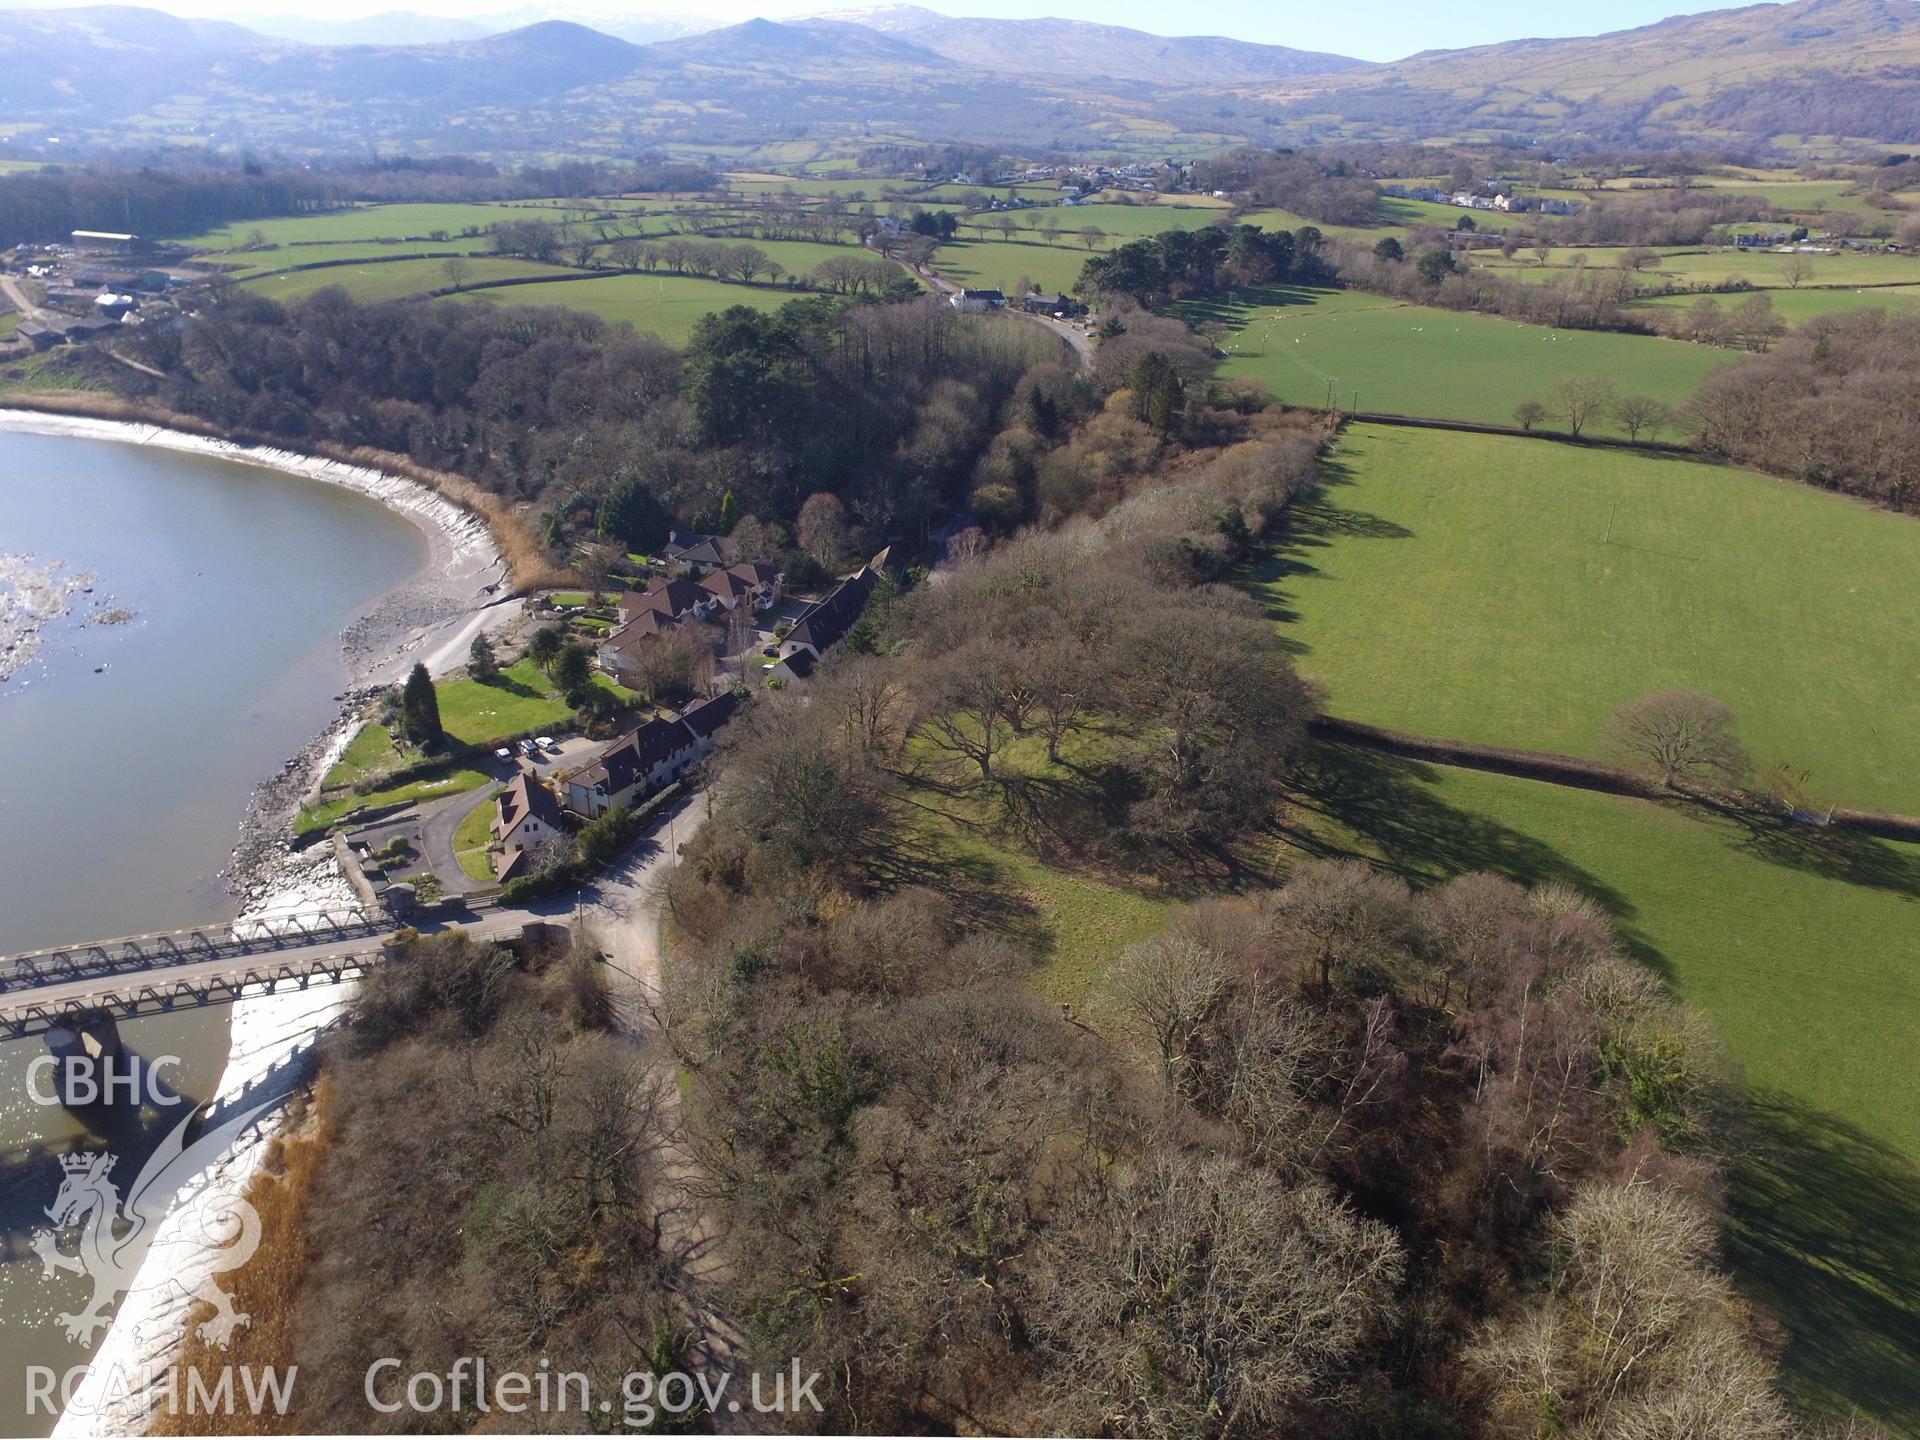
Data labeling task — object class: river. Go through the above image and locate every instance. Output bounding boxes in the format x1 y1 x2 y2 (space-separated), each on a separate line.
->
0 425 433 1437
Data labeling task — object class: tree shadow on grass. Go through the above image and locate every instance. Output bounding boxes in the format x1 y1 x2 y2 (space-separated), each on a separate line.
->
1285 743 1659 970
1702 801 1920 903
1727 1089 1920 1433
1173 283 1336 327
482 673 546 700
1236 462 1412 653
867 810 1048 952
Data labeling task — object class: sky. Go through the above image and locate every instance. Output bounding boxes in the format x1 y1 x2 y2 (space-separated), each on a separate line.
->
17 0 1776 61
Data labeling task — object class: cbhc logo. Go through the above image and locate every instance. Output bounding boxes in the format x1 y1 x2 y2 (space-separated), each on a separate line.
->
26 1055 185 1107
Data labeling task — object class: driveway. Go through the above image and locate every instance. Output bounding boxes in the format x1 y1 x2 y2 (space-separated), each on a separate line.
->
902 253 1094 368
418 784 502 894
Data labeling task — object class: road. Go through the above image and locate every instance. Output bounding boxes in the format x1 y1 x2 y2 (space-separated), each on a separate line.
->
905 255 1096 367
0 272 48 323
566 784 741 1365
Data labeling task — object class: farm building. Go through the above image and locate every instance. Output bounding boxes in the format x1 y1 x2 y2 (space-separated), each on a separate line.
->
70 230 141 255
949 289 1005 313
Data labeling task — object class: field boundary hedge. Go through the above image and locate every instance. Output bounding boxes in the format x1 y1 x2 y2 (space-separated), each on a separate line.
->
423 268 817 302
1311 716 1920 840
1340 410 1695 456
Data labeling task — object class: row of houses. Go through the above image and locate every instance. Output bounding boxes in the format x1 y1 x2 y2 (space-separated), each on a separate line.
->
561 690 742 821
596 560 781 686
487 689 746 880
494 549 903 875
766 555 890 682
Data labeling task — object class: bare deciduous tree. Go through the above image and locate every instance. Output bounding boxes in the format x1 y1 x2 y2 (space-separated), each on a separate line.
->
1612 393 1671 443
1468 1182 1795 1440
1264 859 1415 998
1551 373 1617 438
1027 1154 1404 1439
796 491 851 567
1603 690 1750 790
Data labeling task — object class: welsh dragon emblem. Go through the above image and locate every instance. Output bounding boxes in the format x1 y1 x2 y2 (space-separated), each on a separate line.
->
30 1099 278 1348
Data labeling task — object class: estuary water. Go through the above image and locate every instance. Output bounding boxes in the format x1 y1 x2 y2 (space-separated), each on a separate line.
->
0 425 429 1436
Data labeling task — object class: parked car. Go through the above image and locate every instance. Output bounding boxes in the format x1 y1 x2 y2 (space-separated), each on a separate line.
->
762 645 778 657
517 739 537 755
535 736 556 752
494 746 512 760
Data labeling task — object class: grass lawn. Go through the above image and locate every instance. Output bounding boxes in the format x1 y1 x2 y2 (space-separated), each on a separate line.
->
902 728 1179 1006
1244 424 1920 815
938 829 1173 1007
296 761 492 836
320 723 403 790
453 793 502 883
453 273 797 345
1292 747 1920 1433
434 659 575 748
1206 285 1729 431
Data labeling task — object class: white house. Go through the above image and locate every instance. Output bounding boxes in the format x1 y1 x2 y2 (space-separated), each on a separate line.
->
948 289 1005 314
491 773 564 880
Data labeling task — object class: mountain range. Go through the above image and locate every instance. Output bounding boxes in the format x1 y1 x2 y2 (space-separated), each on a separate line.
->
3 0 1919 159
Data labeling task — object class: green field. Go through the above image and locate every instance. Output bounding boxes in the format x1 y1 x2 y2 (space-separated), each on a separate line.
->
1628 283 1920 326
590 236 892 281
1299 749 1920 1433
1209 286 1727 430
220 239 466 278
1247 425 1920 814
930 237 1094 296
171 203 555 248
1241 196 1544 247
993 201 1221 242
1481 247 1920 292
454 273 799 344
243 255 560 304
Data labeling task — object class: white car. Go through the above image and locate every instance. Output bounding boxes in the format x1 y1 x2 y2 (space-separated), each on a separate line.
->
494 747 512 761
535 736 556 752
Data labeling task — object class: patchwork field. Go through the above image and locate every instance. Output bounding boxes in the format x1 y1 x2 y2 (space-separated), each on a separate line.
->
1207 286 1727 430
242 255 560 304
171 202 561 248
1247 424 1920 814
1480 247 1920 291
1297 749 1920 1433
